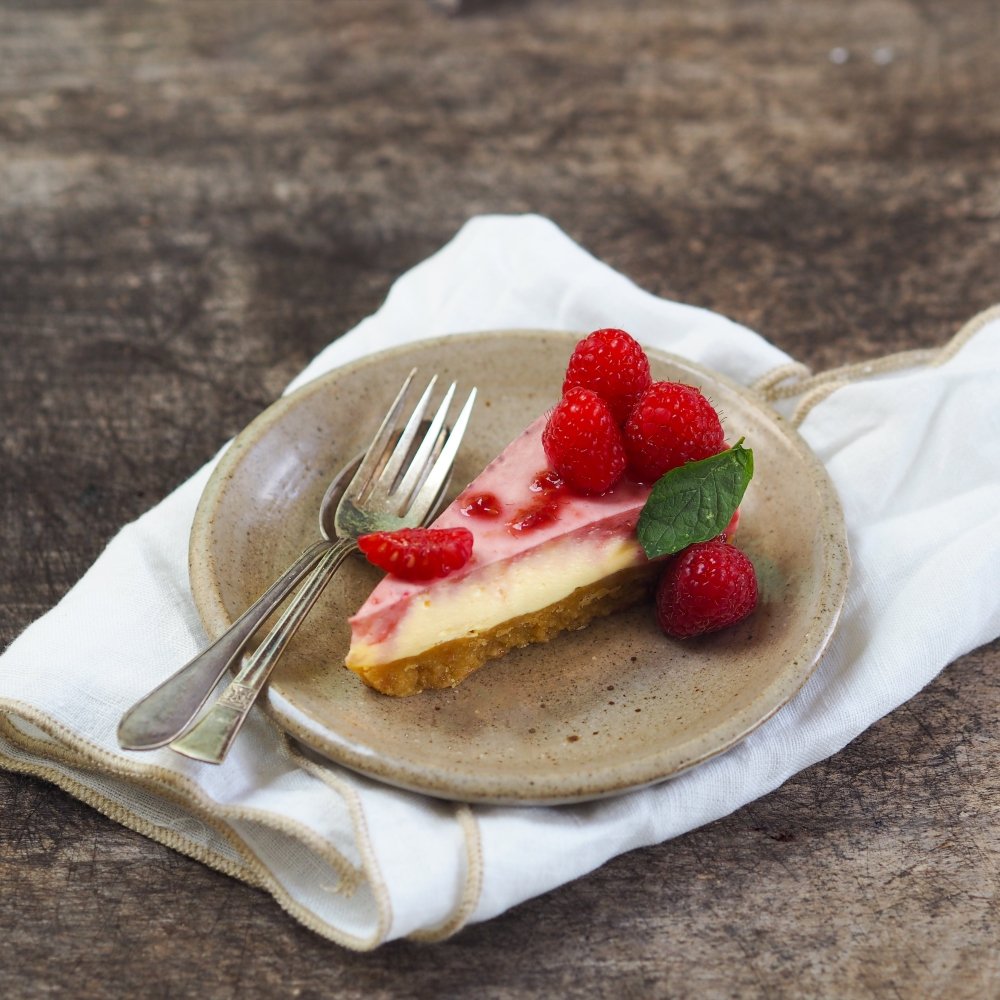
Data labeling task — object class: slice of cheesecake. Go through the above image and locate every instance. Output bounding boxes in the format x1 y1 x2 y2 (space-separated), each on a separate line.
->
345 414 657 696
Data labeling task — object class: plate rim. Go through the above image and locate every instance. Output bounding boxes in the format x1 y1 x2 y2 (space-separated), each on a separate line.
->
189 329 850 805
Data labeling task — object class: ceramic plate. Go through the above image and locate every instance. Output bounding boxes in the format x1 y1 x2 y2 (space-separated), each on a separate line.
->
189 331 849 804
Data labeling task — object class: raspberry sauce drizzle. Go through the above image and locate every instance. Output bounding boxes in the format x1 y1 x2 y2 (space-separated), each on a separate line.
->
459 491 502 518
507 470 569 534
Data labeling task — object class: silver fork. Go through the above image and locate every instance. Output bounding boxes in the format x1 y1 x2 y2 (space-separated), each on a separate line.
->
167 370 476 764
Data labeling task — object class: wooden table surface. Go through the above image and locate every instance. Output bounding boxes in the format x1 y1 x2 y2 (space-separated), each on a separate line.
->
1 1 997 996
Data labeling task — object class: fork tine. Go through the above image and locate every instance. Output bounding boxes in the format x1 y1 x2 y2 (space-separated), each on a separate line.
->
366 375 440 505
404 386 477 524
390 380 456 508
344 368 418 501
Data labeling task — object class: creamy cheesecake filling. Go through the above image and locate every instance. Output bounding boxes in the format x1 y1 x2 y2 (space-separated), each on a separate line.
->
346 529 647 670
349 564 657 697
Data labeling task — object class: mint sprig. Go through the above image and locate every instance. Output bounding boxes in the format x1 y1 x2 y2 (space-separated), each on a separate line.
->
637 441 754 559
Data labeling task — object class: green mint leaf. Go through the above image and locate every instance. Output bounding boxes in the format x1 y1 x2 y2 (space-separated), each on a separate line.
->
637 441 754 559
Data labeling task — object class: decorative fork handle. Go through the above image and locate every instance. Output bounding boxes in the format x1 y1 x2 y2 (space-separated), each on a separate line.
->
167 538 357 764
117 538 332 750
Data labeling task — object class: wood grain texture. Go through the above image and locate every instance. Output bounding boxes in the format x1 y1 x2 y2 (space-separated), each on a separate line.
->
0 0 997 996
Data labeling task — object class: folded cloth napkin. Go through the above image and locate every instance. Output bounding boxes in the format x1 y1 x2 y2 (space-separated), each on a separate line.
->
2 215 998 949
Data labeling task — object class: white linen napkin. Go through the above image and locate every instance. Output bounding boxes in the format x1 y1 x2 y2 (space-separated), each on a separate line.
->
2 215 998 949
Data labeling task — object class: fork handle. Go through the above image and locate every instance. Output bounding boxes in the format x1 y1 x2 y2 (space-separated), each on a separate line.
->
117 538 332 750
168 538 357 764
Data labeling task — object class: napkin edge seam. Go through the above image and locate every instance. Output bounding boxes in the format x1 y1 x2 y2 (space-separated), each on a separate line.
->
0 699 389 952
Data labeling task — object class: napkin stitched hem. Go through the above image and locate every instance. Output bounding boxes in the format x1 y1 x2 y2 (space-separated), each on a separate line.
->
760 303 1000 424
291 744 486 943
0 697 395 950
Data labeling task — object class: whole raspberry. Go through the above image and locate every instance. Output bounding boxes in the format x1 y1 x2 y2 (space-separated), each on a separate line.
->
655 539 758 638
624 381 725 483
358 527 473 582
542 386 626 494
562 328 652 425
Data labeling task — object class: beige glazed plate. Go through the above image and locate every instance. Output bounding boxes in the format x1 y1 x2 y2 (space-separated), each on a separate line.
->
189 331 850 805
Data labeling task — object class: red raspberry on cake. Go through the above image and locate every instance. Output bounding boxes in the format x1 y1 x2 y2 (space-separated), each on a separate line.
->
542 386 626 495
358 527 473 582
624 381 725 483
655 538 758 638
562 328 652 426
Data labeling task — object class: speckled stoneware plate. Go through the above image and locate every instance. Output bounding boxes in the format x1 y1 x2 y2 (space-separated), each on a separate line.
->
189 330 849 805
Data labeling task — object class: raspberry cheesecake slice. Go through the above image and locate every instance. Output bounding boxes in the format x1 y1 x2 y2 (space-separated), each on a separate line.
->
344 413 658 696
344 327 745 697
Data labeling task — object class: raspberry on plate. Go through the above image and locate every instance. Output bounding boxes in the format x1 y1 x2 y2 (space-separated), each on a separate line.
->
562 328 652 426
624 380 726 483
542 385 626 494
358 527 474 582
655 539 758 638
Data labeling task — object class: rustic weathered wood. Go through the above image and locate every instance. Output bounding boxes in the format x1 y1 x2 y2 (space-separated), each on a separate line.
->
1 1 997 996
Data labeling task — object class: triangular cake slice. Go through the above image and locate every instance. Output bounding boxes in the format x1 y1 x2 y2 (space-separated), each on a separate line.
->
345 414 657 696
